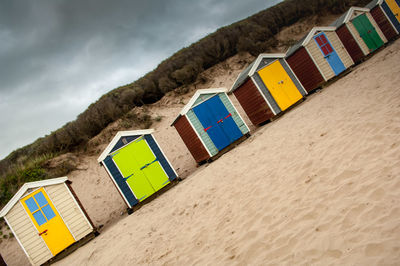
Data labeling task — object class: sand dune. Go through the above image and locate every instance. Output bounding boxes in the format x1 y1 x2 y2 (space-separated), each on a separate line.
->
49 40 400 265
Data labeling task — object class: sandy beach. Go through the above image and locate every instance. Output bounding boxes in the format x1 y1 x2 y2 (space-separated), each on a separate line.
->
1 37 399 266
52 39 400 265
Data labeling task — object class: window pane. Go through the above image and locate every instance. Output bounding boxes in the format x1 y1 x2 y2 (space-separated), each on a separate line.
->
25 197 39 213
315 36 323 46
33 210 47 226
41 205 56 221
321 46 329 56
326 43 333 54
34 192 48 207
320 34 328 44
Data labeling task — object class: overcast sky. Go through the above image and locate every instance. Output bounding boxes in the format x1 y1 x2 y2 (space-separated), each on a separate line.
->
0 0 281 160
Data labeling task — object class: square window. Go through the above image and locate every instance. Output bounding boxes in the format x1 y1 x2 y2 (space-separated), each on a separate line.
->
25 198 39 213
320 34 328 44
315 36 323 46
34 192 48 207
33 210 47 226
41 205 56 221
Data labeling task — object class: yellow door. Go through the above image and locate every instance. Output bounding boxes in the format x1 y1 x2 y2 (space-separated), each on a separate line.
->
386 0 400 22
258 60 303 111
21 188 75 256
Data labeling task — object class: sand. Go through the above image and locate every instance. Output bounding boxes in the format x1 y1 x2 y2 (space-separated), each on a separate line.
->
54 39 400 265
1 39 399 266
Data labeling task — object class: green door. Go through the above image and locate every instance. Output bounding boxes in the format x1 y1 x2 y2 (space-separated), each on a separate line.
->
111 137 170 202
131 138 170 192
352 14 384 52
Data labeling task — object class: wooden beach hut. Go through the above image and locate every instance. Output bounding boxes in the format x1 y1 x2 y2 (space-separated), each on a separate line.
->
0 177 96 266
366 0 400 39
98 130 178 208
229 54 306 126
286 27 354 86
332 7 387 63
171 88 250 164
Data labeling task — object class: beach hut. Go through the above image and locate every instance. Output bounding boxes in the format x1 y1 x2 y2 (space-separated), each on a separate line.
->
332 7 387 63
366 0 400 39
0 254 6 266
171 88 250 164
286 27 354 88
0 177 96 266
229 54 306 126
97 129 178 208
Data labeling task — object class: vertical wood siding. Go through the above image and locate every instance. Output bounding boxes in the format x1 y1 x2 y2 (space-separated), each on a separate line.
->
174 115 210 163
46 184 92 241
103 156 139 208
347 22 370 55
218 93 249 135
233 79 274 126
6 203 52 266
280 59 307 96
382 1 400 32
366 12 388 42
336 25 365 64
325 31 354 68
144 135 177 180
187 110 218 156
370 6 398 40
306 36 336 80
252 73 281 114
286 47 325 93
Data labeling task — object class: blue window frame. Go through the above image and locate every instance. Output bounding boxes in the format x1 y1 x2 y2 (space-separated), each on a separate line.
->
24 191 56 226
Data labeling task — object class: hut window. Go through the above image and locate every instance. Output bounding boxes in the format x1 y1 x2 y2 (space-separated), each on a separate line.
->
24 192 56 226
122 138 128 145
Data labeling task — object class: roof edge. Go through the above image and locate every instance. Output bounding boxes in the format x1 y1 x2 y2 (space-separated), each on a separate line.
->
0 177 69 217
303 26 337 45
248 53 286 76
97 129 155 162
178 88 228 117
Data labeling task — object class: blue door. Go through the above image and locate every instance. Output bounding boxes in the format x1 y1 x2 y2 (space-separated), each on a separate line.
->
193 95 243 151
314 33 346 76
207 95 243 143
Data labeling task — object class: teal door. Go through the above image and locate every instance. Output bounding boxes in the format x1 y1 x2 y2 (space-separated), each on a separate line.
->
352 14 384 52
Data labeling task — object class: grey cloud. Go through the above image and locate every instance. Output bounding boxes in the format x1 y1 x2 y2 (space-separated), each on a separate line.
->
0 0 281 159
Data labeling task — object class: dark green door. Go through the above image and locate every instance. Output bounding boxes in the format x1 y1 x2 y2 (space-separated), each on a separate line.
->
352 14 384 52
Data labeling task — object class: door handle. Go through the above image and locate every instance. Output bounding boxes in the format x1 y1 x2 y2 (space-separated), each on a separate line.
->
140 159 158 170
123 173 134 181
204 126 212 132
39 229 48 236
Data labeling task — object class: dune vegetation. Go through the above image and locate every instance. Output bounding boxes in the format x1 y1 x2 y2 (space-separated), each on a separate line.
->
0 0 371 207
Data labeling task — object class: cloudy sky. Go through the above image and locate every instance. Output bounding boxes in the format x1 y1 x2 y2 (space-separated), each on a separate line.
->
0 0 281 159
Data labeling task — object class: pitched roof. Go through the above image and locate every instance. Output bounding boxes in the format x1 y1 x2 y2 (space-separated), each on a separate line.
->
230 54 286 92
365 0 381 9
286 27 337 57
0 177 69 217
171 88 227 125
330 7 371 28
97 129 155 162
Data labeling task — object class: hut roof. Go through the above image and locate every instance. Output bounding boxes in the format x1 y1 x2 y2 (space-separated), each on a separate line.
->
286 27 337 57
230 53 286 93
171 88 227 126
97 129 155 162
365 0 382 9
0 177 69 217
330 7 371 28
